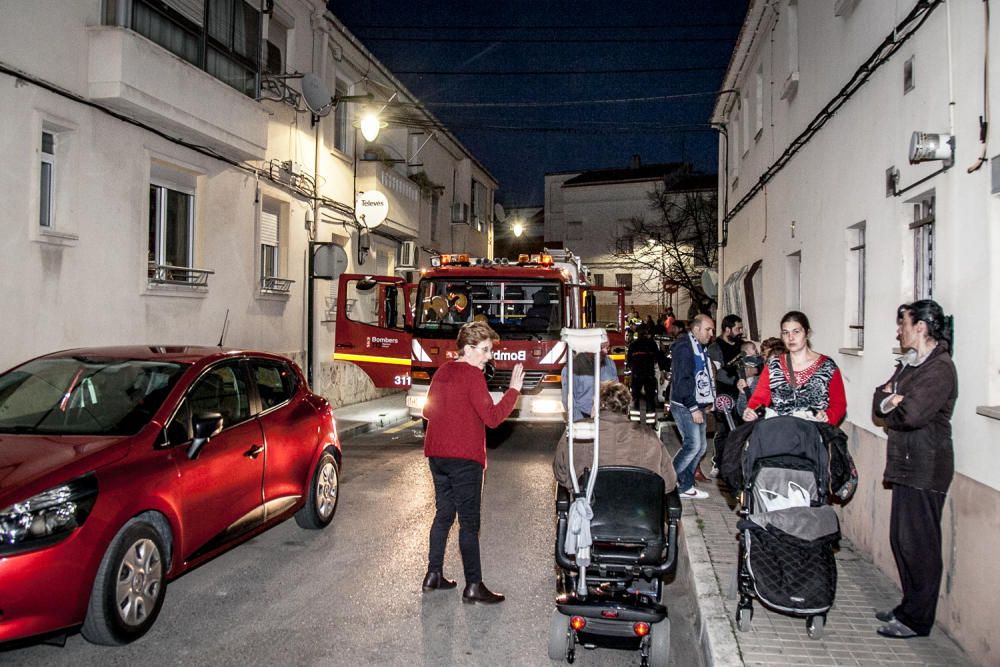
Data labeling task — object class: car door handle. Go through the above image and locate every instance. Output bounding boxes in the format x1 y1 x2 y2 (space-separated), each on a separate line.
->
244 444 264 459
336 342 353 348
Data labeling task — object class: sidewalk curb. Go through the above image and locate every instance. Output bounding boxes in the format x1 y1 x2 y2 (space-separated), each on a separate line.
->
337 412 413 440
682 513 744 667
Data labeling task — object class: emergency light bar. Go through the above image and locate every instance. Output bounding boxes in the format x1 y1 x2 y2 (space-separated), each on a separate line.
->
430 253 471 267
517 253 553 266
429 254 515 267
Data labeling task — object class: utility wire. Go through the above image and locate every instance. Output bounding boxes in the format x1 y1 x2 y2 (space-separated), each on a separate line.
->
355 35 737 44
406 92 718 108
345 22 743 30
389 65 726 76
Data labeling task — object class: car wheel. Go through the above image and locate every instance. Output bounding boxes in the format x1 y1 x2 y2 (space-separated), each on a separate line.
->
295 448 340 529
81 520 167 645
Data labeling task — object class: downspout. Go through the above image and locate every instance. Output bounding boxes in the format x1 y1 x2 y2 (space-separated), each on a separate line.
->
306 10 331 388
712 89 740 321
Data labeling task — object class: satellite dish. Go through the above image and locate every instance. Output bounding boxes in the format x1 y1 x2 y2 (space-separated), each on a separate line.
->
355 190 389 229
700 269 719 298
494 202 507 222
301 73 333 116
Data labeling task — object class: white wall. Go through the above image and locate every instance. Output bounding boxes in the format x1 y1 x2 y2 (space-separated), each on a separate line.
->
0 1 497 409
715 2 1000 662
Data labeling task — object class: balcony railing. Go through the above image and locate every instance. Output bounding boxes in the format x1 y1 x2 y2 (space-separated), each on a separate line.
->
356 161 420 236
148 262 214 287
260 276 295 293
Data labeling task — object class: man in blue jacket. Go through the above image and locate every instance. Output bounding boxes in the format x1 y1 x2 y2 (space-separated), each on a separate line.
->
669 314 716 499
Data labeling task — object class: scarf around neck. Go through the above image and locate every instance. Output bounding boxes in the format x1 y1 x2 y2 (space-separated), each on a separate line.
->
690 333 715 406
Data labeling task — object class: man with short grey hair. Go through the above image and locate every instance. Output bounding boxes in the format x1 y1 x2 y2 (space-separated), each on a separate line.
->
669 314 716 499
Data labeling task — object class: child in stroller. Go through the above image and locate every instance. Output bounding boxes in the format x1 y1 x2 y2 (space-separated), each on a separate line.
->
549 329 682 667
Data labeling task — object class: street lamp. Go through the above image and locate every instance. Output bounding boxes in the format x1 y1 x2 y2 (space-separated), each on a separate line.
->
358 107 387 142
512 219 524 238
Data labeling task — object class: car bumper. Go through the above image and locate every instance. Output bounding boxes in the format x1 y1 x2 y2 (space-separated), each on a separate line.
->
0 528 100 642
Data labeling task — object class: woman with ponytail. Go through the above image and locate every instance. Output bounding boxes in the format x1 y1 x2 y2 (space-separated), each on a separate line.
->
871 299 958 639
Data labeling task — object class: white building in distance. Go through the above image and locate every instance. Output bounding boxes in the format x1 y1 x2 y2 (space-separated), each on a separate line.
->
712 1 998 662
544 158 717 322
0 0 495 407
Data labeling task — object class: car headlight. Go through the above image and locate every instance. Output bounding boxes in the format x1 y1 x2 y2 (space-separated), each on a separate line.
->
0 474 98 556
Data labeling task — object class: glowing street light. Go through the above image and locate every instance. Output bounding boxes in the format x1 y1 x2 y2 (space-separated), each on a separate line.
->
512 219 524 237
359 108 385 142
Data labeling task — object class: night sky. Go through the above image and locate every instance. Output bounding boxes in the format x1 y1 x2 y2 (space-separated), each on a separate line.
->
330 1 748 207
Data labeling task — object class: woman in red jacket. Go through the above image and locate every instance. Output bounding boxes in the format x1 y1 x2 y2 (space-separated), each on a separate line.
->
421 321 524 604
742 311 846 425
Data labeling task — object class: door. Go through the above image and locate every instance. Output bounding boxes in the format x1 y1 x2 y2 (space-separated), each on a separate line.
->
334 274 413 388
584 286 628 374
250 357 314 514
164 361 265 561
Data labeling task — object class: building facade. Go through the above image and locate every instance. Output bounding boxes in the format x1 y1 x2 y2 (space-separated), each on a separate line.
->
544 159 716 320
0 0 495 407
712 1 999 663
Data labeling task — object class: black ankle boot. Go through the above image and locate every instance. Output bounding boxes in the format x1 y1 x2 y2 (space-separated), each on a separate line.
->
462 582 505 604
422 571 457 592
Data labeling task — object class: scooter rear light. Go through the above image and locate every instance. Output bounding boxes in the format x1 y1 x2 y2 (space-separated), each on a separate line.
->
633 622 650 637
570 616 586 631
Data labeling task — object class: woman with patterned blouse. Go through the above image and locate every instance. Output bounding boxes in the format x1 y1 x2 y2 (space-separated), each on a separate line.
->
742 311 846 425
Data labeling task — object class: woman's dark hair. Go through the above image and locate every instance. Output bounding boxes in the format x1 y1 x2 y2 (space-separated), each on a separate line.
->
780 310 811 333
897 299 952 350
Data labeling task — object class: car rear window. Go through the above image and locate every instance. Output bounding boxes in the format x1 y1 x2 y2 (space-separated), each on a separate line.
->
252 360 299 411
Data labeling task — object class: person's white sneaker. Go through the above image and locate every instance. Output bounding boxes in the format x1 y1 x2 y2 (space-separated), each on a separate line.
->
680 487 709 499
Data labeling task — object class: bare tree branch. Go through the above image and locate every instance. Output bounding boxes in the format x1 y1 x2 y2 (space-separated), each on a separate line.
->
610 172 718 315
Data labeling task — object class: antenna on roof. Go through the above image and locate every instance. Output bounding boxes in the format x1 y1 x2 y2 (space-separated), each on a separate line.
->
217 309 230 347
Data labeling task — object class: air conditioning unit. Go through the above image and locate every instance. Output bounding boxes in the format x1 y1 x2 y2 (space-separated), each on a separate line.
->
450 202 469 224
396 240 418 269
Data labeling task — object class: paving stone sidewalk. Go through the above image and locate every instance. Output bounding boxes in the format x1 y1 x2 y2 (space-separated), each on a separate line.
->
680 464 973 666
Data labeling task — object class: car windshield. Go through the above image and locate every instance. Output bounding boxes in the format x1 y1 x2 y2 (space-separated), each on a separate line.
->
414 278 562 339
0 357 187 436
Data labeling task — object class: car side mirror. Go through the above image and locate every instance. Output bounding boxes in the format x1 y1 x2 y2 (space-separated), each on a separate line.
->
188 412 223 460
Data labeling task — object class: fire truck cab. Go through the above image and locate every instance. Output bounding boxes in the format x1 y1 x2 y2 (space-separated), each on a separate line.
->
334 249 625 422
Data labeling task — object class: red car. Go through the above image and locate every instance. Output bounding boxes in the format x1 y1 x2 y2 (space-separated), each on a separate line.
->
0 347 341 645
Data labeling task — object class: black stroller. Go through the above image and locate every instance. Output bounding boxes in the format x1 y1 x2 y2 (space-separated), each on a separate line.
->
731 415 841 639
550 329 681 667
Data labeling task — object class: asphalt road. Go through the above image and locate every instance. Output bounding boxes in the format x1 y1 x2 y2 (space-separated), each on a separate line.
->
2 421 703 666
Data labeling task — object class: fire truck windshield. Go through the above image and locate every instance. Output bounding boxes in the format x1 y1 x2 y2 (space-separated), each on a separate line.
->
415 279 562 339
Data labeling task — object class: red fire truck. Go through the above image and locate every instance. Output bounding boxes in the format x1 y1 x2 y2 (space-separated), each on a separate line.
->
333 248 626 422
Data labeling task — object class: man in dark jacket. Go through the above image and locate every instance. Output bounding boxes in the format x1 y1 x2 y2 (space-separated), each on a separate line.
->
669 314 716 499
871 300 957 639
627 325 667 425
706 314 744 476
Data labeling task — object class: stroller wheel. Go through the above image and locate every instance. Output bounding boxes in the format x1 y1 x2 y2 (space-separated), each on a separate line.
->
736 605 753 632
806 614 825 640
548 609 572 662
